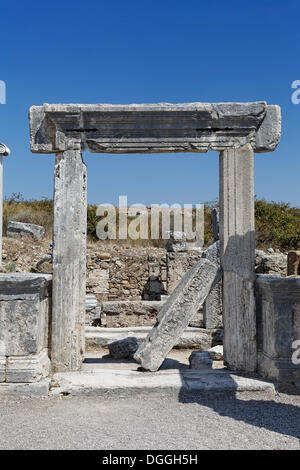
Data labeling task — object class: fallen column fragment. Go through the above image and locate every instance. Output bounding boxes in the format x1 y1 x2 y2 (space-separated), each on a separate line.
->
134 258 220 371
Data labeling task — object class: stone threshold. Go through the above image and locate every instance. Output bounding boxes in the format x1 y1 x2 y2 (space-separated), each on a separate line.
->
50 369 275 397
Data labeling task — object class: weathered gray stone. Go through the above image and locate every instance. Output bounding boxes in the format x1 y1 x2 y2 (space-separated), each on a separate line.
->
255 105 281 153
29 102 281 154
203 281 223 329
0 378 50 397
0 274 52 384
0 357 5 382
255 250 287 275
202 241 223 329
212 208 219 241
287 251 300 276
85 326 222 350
0 273 52 357
166 251 203 294
134 258 220 371
101 300 166 328
256 275 300 384
6 221 45 240
6 349 51 383
51 149 87 372
85 295 101 325
189 351 213 370
166 232 187 253
201 241 220 266
219 145 257 372
208 345 224 361
108 337 139 360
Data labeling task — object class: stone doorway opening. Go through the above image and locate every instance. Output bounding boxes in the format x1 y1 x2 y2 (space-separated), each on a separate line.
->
29 102 281 374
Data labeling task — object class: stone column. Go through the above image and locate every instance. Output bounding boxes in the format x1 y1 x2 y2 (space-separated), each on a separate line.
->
219 144 257 372
51 147 87 372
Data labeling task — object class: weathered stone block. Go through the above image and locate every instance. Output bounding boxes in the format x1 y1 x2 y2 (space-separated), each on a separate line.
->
202 241 223 329
108 337 138 360
255 250 287 275
0 357 5 382
208 345 224 361
0 274 52 357
134 258 220 371
29 102 281 154
6 221 45 240
166 231 187 253
189 351 213 370
101 300 166 328
6 349 51 383
256 275 300 383
287 251 300 276
166 251 202 294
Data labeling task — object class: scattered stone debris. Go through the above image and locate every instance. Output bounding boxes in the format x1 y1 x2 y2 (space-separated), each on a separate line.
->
108 337 139 359
208 345 224 361
6 221 45 240
255 249 287 275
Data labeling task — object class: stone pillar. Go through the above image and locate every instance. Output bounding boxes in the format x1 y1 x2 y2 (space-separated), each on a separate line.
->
51 148 87 372
219 144 257 372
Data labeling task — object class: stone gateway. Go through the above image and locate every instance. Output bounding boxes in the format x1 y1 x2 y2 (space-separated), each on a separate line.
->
29 101 281 373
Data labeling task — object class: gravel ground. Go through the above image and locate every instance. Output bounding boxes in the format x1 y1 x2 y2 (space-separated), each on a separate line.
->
0 392 299 450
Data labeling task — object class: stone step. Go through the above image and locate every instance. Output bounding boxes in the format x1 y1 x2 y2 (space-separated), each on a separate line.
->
85 326 223 350
51 369 275 397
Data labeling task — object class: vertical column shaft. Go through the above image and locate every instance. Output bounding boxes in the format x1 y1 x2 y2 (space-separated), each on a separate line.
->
219 144 257 372
51 149 87 372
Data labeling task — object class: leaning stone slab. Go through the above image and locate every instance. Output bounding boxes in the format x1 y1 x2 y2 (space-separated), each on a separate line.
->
108 337 139 360
7 221 45 240
134 258 220 371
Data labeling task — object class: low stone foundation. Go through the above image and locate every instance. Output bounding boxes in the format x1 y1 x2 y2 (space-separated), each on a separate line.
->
0 273 52 389
256 275 300 384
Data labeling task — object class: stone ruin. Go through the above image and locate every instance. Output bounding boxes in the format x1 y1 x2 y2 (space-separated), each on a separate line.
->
0 100 299 395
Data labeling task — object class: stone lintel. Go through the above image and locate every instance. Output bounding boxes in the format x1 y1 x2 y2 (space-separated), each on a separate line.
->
29 102 281 154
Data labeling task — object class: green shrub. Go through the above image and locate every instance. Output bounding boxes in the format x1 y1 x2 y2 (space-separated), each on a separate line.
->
3 194 300 251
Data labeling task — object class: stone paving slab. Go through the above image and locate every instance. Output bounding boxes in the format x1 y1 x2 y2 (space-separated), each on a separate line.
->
0 379 50 397
51 368 275 397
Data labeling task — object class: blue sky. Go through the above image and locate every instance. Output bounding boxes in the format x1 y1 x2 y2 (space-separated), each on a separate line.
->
0 0 299 207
